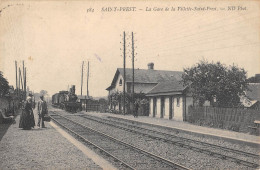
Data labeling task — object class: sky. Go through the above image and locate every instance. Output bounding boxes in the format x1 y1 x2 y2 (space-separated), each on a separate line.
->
0 1 259 97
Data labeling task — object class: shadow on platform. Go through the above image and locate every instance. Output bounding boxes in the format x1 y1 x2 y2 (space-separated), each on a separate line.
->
0 119 16 141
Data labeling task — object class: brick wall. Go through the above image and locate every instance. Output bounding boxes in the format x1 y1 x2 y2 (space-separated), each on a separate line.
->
187 106 260 133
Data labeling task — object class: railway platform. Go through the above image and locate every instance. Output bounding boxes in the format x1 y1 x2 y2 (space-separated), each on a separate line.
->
0 109 115 170
84 111 260 147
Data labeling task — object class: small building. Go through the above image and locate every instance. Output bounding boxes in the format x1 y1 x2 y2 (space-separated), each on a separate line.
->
146 81 193 121
77 95 92 110
106 63 183 112
241 83 260 110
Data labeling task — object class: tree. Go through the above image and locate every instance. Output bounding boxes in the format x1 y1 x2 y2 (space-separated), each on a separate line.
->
40 90 48 97
0 71 9 97
182 60 248 107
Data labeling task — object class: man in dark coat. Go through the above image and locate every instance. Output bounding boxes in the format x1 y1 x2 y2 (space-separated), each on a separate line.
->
133 100 139 118
37 95 48 128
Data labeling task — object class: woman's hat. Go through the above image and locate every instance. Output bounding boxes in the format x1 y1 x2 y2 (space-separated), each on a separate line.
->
26 96 32 101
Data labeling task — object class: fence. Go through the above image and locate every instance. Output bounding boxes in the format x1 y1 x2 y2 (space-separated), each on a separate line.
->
187 106 260 133
86 104 100 112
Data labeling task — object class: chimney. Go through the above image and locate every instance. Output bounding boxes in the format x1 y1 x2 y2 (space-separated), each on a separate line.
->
70 85 76 94
148 62 154 70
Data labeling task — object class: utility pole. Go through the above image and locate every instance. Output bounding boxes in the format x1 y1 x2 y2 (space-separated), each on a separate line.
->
19 68 23 94
123 31 126 115
24 67 26 99
87 61 89 97
81 61 84 96
132 32 135 105
15 61 18 95
18 67 20 97
22 61 25 99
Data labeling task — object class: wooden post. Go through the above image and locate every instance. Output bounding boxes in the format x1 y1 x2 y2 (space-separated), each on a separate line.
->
24 67 26 99
123 31 126 115
87 61 89 97
15 61 17 94
18 67 20 97
81 61 84 96
23 61 25 99
19 68 23 91
22 61 24 94
132 32 135 105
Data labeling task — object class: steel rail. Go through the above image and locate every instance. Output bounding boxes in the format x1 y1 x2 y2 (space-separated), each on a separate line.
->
107 116 260 158
50 112 190 170
50 115 135 170
108 116 260 158
77 114 260 169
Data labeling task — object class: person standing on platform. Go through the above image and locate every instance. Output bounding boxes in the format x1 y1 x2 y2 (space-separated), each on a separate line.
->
37 95 48 128
133 100 139 118
19 93 35 130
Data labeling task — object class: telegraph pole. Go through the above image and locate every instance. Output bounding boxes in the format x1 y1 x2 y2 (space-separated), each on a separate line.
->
19 68 23 91
22 61 25 99
15 61 18 95
123 31 126 115
87 61 89 97
81 61 84 96
23 61 25 90
132 32 135 104
24 67 26 99
18 67 20 97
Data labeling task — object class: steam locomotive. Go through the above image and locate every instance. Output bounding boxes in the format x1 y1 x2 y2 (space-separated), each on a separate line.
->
52 85 82 112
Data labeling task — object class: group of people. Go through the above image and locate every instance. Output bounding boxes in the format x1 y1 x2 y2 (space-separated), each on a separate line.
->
19 94 48 130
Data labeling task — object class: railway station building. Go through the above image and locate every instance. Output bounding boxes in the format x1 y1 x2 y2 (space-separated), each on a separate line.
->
106 63 193 121
146 81 193 121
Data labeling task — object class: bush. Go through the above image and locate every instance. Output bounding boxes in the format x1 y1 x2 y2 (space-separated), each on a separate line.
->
227 123 240 132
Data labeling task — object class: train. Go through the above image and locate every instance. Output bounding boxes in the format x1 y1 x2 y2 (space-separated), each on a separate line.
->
52 85 82 112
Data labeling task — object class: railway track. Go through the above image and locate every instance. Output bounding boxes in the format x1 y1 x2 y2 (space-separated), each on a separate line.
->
73 114 260 169
50 112 190 170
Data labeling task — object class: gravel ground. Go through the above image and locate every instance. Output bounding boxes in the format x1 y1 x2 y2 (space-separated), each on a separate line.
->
0 110 102 170
81 110 259 154
65 114 256 170
81 115 259 164
107 116 260 154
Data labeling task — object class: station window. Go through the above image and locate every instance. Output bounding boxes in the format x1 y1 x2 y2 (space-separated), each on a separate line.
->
177 97 180 107
119 79 122 86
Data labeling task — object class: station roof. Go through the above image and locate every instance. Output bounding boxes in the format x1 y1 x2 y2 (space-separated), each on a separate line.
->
146 80 187 96
106 68 183 90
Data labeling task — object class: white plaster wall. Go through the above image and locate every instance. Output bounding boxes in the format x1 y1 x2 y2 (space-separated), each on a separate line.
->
164 97 169 119
174 97 183 121
156 97 161 118
186 97 193 115
114 74 124 92
149 98 153 117
172 97 175 118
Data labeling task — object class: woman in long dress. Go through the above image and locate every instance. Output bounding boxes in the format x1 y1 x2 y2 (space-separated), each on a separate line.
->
19 96 35 130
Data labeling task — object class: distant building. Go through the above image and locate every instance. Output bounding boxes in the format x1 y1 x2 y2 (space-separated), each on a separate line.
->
247 74 260 83
241 83 260 110
77 95 92 110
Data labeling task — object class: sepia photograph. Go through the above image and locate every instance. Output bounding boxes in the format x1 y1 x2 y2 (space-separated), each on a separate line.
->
0 0 259 169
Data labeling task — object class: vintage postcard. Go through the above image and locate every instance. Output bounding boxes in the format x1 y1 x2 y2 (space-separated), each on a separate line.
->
0 0 259 169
